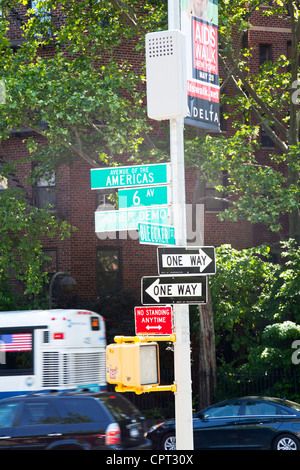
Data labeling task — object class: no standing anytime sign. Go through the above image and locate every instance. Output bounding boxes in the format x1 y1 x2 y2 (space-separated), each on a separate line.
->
134 306 173 335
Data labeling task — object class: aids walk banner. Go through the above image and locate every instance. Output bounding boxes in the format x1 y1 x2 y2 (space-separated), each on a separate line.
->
181 0 220 131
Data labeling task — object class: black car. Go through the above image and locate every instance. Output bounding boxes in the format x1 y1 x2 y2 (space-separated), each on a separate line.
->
147 396 300 450
0 390 151 450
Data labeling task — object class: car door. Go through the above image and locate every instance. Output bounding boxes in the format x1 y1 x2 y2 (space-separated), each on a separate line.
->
237 399 282 449
12 399 63 450
193 400 242 449
53 397 108 448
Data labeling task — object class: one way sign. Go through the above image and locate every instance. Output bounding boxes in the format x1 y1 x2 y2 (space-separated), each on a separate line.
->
157 246 216 275
141 276 207 305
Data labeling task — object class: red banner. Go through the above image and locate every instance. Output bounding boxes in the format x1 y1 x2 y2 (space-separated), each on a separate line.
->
181 0 220 131
187 80 219 102
192 19 218 77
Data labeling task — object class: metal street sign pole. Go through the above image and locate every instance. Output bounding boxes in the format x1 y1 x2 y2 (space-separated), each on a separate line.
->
168 0 194 450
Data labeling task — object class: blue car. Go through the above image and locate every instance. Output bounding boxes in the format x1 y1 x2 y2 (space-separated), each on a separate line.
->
147 396 300 450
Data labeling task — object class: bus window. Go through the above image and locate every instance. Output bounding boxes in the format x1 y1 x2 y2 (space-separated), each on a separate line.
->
0 331 33 375
91 316 100 331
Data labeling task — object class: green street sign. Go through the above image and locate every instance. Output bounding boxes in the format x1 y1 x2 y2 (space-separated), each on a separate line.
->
119 185 169 209
91 163 169 190
138 223 175 246
95 206 169 232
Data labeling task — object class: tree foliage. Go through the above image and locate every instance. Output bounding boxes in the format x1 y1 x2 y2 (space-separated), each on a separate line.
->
0 187 73 302
0 0 168 172
0 0 167 300
186 0 300 241
211 240 300 369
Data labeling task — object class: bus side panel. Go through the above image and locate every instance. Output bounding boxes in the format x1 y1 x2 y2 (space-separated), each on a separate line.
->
0 310 107 398
0 376 36 399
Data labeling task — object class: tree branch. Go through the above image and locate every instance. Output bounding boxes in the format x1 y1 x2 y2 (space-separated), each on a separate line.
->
219 52 289 153
219 37 289 142
110 0 137 28
19 119 101 168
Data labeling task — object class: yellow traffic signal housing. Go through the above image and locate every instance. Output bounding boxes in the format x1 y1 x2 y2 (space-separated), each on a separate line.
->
106 341 160 390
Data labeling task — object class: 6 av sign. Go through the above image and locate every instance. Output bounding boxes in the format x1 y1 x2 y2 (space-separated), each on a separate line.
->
141 276 207 305
119 185 168 209
157 246 216 275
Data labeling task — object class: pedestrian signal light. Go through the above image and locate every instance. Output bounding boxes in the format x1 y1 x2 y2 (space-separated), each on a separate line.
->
106 341 160 390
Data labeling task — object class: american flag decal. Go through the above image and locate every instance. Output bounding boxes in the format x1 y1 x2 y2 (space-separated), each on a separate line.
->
0 333 32 352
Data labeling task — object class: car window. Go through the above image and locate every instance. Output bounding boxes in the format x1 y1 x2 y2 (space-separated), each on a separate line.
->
277 407 295 416
0 402 20 427
97 394 141 421
203 401 241 418
19 401 60 425
244 401 279 416
55 398 104 423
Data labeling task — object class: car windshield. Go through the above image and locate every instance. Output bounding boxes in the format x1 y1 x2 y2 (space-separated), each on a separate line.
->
97 394 141 421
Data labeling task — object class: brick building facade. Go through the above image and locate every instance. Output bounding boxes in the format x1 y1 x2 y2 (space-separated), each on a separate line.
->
1 2 291 306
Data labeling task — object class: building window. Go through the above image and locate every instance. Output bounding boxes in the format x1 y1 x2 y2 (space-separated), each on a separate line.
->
29 0 51 20
261 126 274 148
205 172 227 212
39 249 57 298
262 1 273 7
43 249 57 274
259 44 272 66
287 40 300 70
287 40 292 60
219 99 227 132
96 189 117 210
97 248 122 294
28 0 52 37
32 171 57 209
0 176 8 190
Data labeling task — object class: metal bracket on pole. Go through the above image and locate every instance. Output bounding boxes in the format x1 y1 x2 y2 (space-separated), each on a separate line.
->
114 335 176 343
115 384 177 395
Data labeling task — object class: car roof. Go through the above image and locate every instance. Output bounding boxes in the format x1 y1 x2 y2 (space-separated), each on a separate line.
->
202 396 300 411
0 390 115 401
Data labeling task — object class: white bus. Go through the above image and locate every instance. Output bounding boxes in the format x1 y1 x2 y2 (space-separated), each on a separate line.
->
0 309 106 399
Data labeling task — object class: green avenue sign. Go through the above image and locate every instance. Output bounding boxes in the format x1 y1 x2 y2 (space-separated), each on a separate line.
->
91 163 169 190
